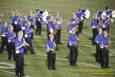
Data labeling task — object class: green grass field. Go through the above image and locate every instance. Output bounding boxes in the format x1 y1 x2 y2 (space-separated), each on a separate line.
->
0 0 115 77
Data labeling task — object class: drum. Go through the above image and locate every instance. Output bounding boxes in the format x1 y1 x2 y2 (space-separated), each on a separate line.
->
84 9 90 19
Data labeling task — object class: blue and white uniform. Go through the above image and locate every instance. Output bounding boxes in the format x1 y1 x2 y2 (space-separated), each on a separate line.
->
95 12 102 20
7 31 16 43
0 26 8 53
47 21 55 34
94 34 103 62
95 34 102 44
91 18 99 45
67 19 78 33
99 36 109 68
7 31 16 60
46 39 56 70
102 19 109 31
24 26 32 39
24 26 35 54
46 40 56 52
15 38 25 76
68 33 78 66
75 10 85 20
91 19 99 29
68 33 78 46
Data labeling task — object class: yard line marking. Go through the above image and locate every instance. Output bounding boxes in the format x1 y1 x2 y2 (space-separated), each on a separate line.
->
0 69 15 74
0 62 15 69
0 66 14 69
79 45 93 48
77 62 100 68
0 62 14 67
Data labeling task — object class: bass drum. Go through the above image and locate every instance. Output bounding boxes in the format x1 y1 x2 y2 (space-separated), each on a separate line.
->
101 11 107 19
84 9 90 19
112 10 115 18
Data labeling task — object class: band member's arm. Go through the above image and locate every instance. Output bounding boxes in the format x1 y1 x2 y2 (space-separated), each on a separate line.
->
16 39 29 50
8 33 16 40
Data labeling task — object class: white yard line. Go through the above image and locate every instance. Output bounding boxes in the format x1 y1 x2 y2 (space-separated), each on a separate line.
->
0 62 14 67
0 62 15 69
0 69 15 75
0 66 14 69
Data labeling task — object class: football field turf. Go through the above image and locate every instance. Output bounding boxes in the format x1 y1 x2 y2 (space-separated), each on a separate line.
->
0 0 115 77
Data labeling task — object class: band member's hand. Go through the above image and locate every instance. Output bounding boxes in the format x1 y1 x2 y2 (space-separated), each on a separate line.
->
77 37 80 44
50 49 54 51
24 42 30 46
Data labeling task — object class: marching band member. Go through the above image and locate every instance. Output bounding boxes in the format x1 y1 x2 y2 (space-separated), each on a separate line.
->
54 13 63 44
15 31 29 76
11 10 22 34
95 11 102 20
91 15 99 45
67 14 79 48
20 16 27 30
27 11 35 39
7 26 16 61
75 10 85 33
9 11 15 25
24 21 35 54
53 13 63 50
68 28 79 66
46 34 56 70
53 18 58 50
104 6 112 19
27 10 35 30
102 16 110 32
67 17 79 34
94 28 102 62
100 31 110 68
35 9 42 35
0 22 8 54
47 15 54 40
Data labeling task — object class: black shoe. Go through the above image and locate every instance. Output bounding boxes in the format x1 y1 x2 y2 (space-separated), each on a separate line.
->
24 52 28 54
98 60 101 63
59 42 62 44
13 58 16 61
16 74 20 77
0 52 3 54
96 59 99 62
56 48 59 50
92 43 95 45
73 64 77 66
52 67 56 70
105 66 110 68
8 58 11 61
101 66 105 69
48 67 52 70
70 64 77 66
20 74 25 77
31 52 35 54
92 53 96 56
